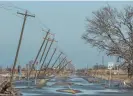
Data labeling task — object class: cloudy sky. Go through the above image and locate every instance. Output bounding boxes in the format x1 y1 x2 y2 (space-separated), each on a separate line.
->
0 1 132 69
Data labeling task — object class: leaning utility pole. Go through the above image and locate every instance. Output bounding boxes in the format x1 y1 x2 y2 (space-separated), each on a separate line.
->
51 51 63 68
57 60 72 73
61 59 67 71
34 37 50 79
39 37 50 63
56 56 67 69
29 30 49 77
10 10 35 83
37 38 55 78
43 48 57 74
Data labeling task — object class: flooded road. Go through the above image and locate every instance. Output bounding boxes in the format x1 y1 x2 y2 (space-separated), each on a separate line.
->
14 76 133 96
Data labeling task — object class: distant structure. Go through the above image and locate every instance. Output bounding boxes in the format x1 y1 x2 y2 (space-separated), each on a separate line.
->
66 63 75 71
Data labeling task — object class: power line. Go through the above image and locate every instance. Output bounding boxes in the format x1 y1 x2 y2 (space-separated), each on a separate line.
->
35 15 50 30
0 2 26 11
0 3 72 69
0 3 51 32
0 5 24 19
0 5 12 11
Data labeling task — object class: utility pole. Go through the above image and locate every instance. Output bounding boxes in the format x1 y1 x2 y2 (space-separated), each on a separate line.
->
116 56 119 76
102 56 104 79
51 52 63 68
37 38 55 78
39 37 50 63
29 30 49 77
61 59 66 70
57 60 72 73
43 48 57 75
56 56 67 69
55 57 66 75
10 10 35 83
102 56 104 65
36 38 51 78
34 37 50 79
59 57 62 69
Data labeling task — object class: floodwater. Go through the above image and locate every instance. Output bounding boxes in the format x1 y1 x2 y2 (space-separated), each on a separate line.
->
14 76 133 96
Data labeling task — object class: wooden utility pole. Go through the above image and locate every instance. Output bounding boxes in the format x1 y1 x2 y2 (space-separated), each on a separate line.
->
34 37 50 79
102 56 104 65
43 48 57 74
37 38 55 78
56 56 67 69
39 37 50 63
57 60 72 73
59 59 67 70
29 30 49 77
102 56 104 79
60 58 66 69
51 52 63 68
10 10 35 83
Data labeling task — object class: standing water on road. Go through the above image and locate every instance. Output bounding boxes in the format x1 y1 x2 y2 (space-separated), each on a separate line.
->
14 76 133 96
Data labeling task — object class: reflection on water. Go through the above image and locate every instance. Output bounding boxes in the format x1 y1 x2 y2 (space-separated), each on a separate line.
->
14 76 133 96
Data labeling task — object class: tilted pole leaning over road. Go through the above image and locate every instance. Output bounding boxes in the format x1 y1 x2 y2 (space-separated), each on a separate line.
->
57 60 72 73
39 37 51 64
34 37 50 79
56 56 67 69
29 30 50 77
51 51 63 68
43 48 57 75
37 38 55 78
35 38 51 78
10 10 35 83
60 58 67 71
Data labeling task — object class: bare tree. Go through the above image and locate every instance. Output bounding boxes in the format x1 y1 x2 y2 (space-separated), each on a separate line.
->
82 5 133 78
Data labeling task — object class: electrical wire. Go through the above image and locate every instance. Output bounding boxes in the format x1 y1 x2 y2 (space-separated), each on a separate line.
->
35 15 50 31
0 4 23 19
0 3 55 36
2 2 26 11
0 3 72 66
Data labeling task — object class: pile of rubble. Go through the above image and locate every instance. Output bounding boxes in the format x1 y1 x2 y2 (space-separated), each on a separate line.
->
0 80 22 96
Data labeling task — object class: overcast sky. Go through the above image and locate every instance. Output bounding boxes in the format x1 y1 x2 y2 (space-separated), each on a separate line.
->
0 1 132 69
